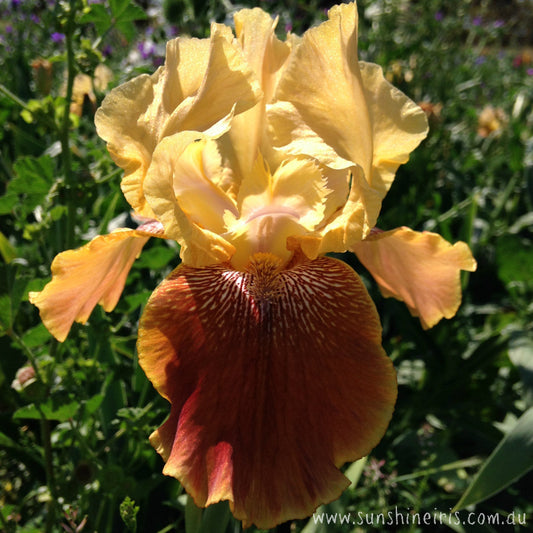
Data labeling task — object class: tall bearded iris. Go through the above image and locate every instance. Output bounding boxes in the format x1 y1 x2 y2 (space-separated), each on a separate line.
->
30 3 476 529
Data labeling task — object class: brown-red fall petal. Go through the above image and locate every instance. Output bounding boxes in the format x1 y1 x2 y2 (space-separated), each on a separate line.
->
138 254 397 529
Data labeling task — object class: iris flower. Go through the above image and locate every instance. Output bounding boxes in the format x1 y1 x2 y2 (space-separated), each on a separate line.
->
30 3 476 529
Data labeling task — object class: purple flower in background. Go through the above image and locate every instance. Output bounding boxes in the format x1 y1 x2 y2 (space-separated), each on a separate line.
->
5 24 13 34
30 14 40 24
51 32 65 43
138 41 156 60
285 22 292 33
102 44 113 57
527 68 533 76
475 56 486 65
472 16 482 26
434 11 444 22
493 20 505 28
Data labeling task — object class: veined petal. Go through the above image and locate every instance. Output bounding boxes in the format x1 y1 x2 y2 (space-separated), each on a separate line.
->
138 254 396 529
352 227 477 329
28 227 160 342
359 62 428 198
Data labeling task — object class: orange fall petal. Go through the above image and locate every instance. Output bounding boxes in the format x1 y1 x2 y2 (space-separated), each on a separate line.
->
352 227 477 329
137 254 397 529
29 228 156 342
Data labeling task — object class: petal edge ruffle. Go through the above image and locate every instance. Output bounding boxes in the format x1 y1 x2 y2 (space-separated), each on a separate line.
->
29 228 156 341
352 227 477 329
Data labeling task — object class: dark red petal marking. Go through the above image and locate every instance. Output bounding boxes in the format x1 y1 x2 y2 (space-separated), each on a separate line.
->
138 254 396 529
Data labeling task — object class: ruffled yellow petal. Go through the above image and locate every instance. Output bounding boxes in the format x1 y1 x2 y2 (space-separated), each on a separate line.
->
268 100 353 171
95 31 260 218
359 61 428 197
274 3 373 179
220 9 292 189
171 139 237 234
317 166 382 255
234 8 291 103
224 154 329 269
176 24 262 133
144 132 236 267
352 227 477 329
29 228 154 342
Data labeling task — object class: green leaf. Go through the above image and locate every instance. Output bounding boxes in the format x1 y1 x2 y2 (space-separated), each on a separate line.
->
110 0 131 15
508 332 533 405
344 456 367 489
80 4 113 35
135 245 175 270
185 495 202 533
13 400 79 422
120 496 139 533
0 191 17 215
1 155 55 216
454 407 533 510
84 394 104 415
22 323 52 348
0 264 30 334
0 294 11 335
115 3 147 23
198 501 230 533
115 20 137 42
0 231 16 263
496 235 533 287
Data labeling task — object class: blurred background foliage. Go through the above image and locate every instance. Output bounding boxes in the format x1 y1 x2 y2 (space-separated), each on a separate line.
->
0 0 532 531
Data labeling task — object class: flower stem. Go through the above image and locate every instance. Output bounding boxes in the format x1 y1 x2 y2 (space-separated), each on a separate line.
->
9 330 46 386
39 414 57 533
0 82 33 112
60 0 78 251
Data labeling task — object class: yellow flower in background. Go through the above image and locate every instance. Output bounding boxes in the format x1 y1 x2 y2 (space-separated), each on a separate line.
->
30 3 476 528
477 105 507 138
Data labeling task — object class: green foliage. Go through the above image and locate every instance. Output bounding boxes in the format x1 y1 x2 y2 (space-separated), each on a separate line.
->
1 0 532 532
80 0 148 43
455 407 533 510
120 496 140 533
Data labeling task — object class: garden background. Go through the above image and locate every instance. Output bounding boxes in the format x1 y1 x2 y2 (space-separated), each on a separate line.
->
1 0 532 531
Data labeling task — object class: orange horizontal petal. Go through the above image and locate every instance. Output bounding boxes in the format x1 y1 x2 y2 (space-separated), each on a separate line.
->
138 254 396 529
29 228 156 342
352 227 477 329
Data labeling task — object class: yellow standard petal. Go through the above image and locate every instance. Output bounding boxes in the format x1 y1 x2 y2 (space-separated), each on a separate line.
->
358 61 428 198
29 229 152 342
144 133 236 267
220 8 292 189
274 2 373 179
352 227 477 329
95 30 261 218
